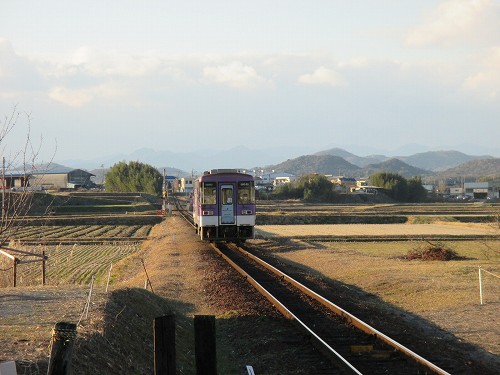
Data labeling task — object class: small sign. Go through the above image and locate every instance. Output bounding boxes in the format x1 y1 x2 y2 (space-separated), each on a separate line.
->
0 361 17 375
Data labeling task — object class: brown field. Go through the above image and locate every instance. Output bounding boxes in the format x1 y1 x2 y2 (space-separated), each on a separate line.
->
251 235 500 359
1 202 499 373
256 222 498 237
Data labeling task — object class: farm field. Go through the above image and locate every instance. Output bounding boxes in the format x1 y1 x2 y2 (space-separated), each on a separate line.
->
256 222 498 237
1 243 142 287
248 236 500 363
257 201 500 215
4 224 153 243
1 197 499 373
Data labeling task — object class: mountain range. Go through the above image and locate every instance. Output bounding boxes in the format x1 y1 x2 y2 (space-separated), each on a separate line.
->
314 148 493 171
55 147 499 181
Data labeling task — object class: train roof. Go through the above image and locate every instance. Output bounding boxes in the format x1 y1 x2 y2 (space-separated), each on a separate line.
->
203 169 246 175
198 169 254 181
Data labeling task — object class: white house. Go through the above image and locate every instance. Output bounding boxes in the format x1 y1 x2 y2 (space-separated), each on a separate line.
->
179 177 194 194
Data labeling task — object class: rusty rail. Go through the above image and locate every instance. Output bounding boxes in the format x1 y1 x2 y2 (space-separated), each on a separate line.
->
234 244 451 375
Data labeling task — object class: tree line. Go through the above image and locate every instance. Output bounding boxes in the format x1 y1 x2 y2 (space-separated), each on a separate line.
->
104 161 427 203
273 172 427 203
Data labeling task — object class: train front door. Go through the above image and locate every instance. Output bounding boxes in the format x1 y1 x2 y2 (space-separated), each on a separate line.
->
220 184 235 224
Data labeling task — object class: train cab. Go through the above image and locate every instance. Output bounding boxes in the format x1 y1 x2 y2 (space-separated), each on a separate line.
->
193 169 256 242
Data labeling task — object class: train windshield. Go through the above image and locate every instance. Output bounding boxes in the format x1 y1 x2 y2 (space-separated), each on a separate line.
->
238 181 255 204
201 182 216 204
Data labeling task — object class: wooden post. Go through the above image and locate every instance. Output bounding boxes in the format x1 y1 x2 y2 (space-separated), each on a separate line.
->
47 322 77 375
42 251 46 286
12 258 17 287
154 314 176 375
194 315 217 375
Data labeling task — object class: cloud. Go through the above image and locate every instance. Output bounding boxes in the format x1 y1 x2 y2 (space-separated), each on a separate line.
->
202 61 270 89
405 0 492 47
48 84 124 107
463 46 500 100
49 46 164 78
0 39 46 96
297 66 346 87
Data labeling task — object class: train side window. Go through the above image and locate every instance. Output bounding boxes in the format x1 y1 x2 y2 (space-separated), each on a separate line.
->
202 182 216 204
238 182 255 204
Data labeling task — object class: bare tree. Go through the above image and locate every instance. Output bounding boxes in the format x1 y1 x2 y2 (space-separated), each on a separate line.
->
0 106 52 247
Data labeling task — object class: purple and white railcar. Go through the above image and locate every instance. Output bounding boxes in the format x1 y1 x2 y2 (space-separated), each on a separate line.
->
193 169 256 242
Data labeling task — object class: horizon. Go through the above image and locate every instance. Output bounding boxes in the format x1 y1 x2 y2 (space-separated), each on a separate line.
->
2 1 500 165
55 145 498 174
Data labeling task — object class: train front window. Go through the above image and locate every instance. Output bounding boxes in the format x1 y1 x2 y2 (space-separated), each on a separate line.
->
238 181 255 204
202 182 216 204
221 187 233 205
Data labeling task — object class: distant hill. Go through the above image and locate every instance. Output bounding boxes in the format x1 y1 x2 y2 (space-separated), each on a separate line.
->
438 158 500 178
55 146 498 180
398 151 493 171
270 154 361 176
354 158 432 179
315 148 388 167
315 148 492 171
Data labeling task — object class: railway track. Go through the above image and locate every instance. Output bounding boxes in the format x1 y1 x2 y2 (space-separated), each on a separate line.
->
173 198 454 374
213 242 454 375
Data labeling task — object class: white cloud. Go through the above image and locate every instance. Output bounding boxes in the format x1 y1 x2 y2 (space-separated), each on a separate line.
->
0 39 46 95
202 61 270 89
50 46 165 78
463 46 500 100
405 0 492 47
297 66 346 87
48 84 124 107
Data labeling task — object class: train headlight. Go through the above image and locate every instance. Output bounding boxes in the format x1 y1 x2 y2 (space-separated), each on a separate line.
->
242 210 253 215
202 210 214 216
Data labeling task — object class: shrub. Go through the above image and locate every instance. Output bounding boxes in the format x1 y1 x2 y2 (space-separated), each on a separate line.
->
404 242 463 261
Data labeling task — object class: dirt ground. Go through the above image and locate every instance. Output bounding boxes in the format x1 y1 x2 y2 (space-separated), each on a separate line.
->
1 217 336 374
1 216 499 374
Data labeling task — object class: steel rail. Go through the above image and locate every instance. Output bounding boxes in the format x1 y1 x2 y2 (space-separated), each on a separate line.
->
210 243 363 375
235 245 452 375
173 197 194 226
176 203 451 374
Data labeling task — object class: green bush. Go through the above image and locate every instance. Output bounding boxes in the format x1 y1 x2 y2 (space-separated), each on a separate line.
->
105 161 163 195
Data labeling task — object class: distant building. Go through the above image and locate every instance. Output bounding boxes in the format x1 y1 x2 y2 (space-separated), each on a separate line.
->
464 181 500 199
179 177 194 194
29 166 95 190
449 187 463 196
2 172 30 190
422 184 435 193
254 171 296 190
330 176 357 193
356 180 368 188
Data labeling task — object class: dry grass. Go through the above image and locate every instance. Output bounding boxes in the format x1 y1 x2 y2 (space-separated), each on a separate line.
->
1 244 141 288
2 213 499 373
256 223 499 237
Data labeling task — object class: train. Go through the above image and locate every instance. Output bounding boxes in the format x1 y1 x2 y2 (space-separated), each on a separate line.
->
192 169 256 242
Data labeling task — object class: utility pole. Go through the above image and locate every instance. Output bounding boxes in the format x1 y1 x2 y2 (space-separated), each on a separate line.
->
2 157 6 223
162 169 166 215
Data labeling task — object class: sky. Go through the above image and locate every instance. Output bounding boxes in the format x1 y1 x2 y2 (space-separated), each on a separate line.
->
1 0 499 169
